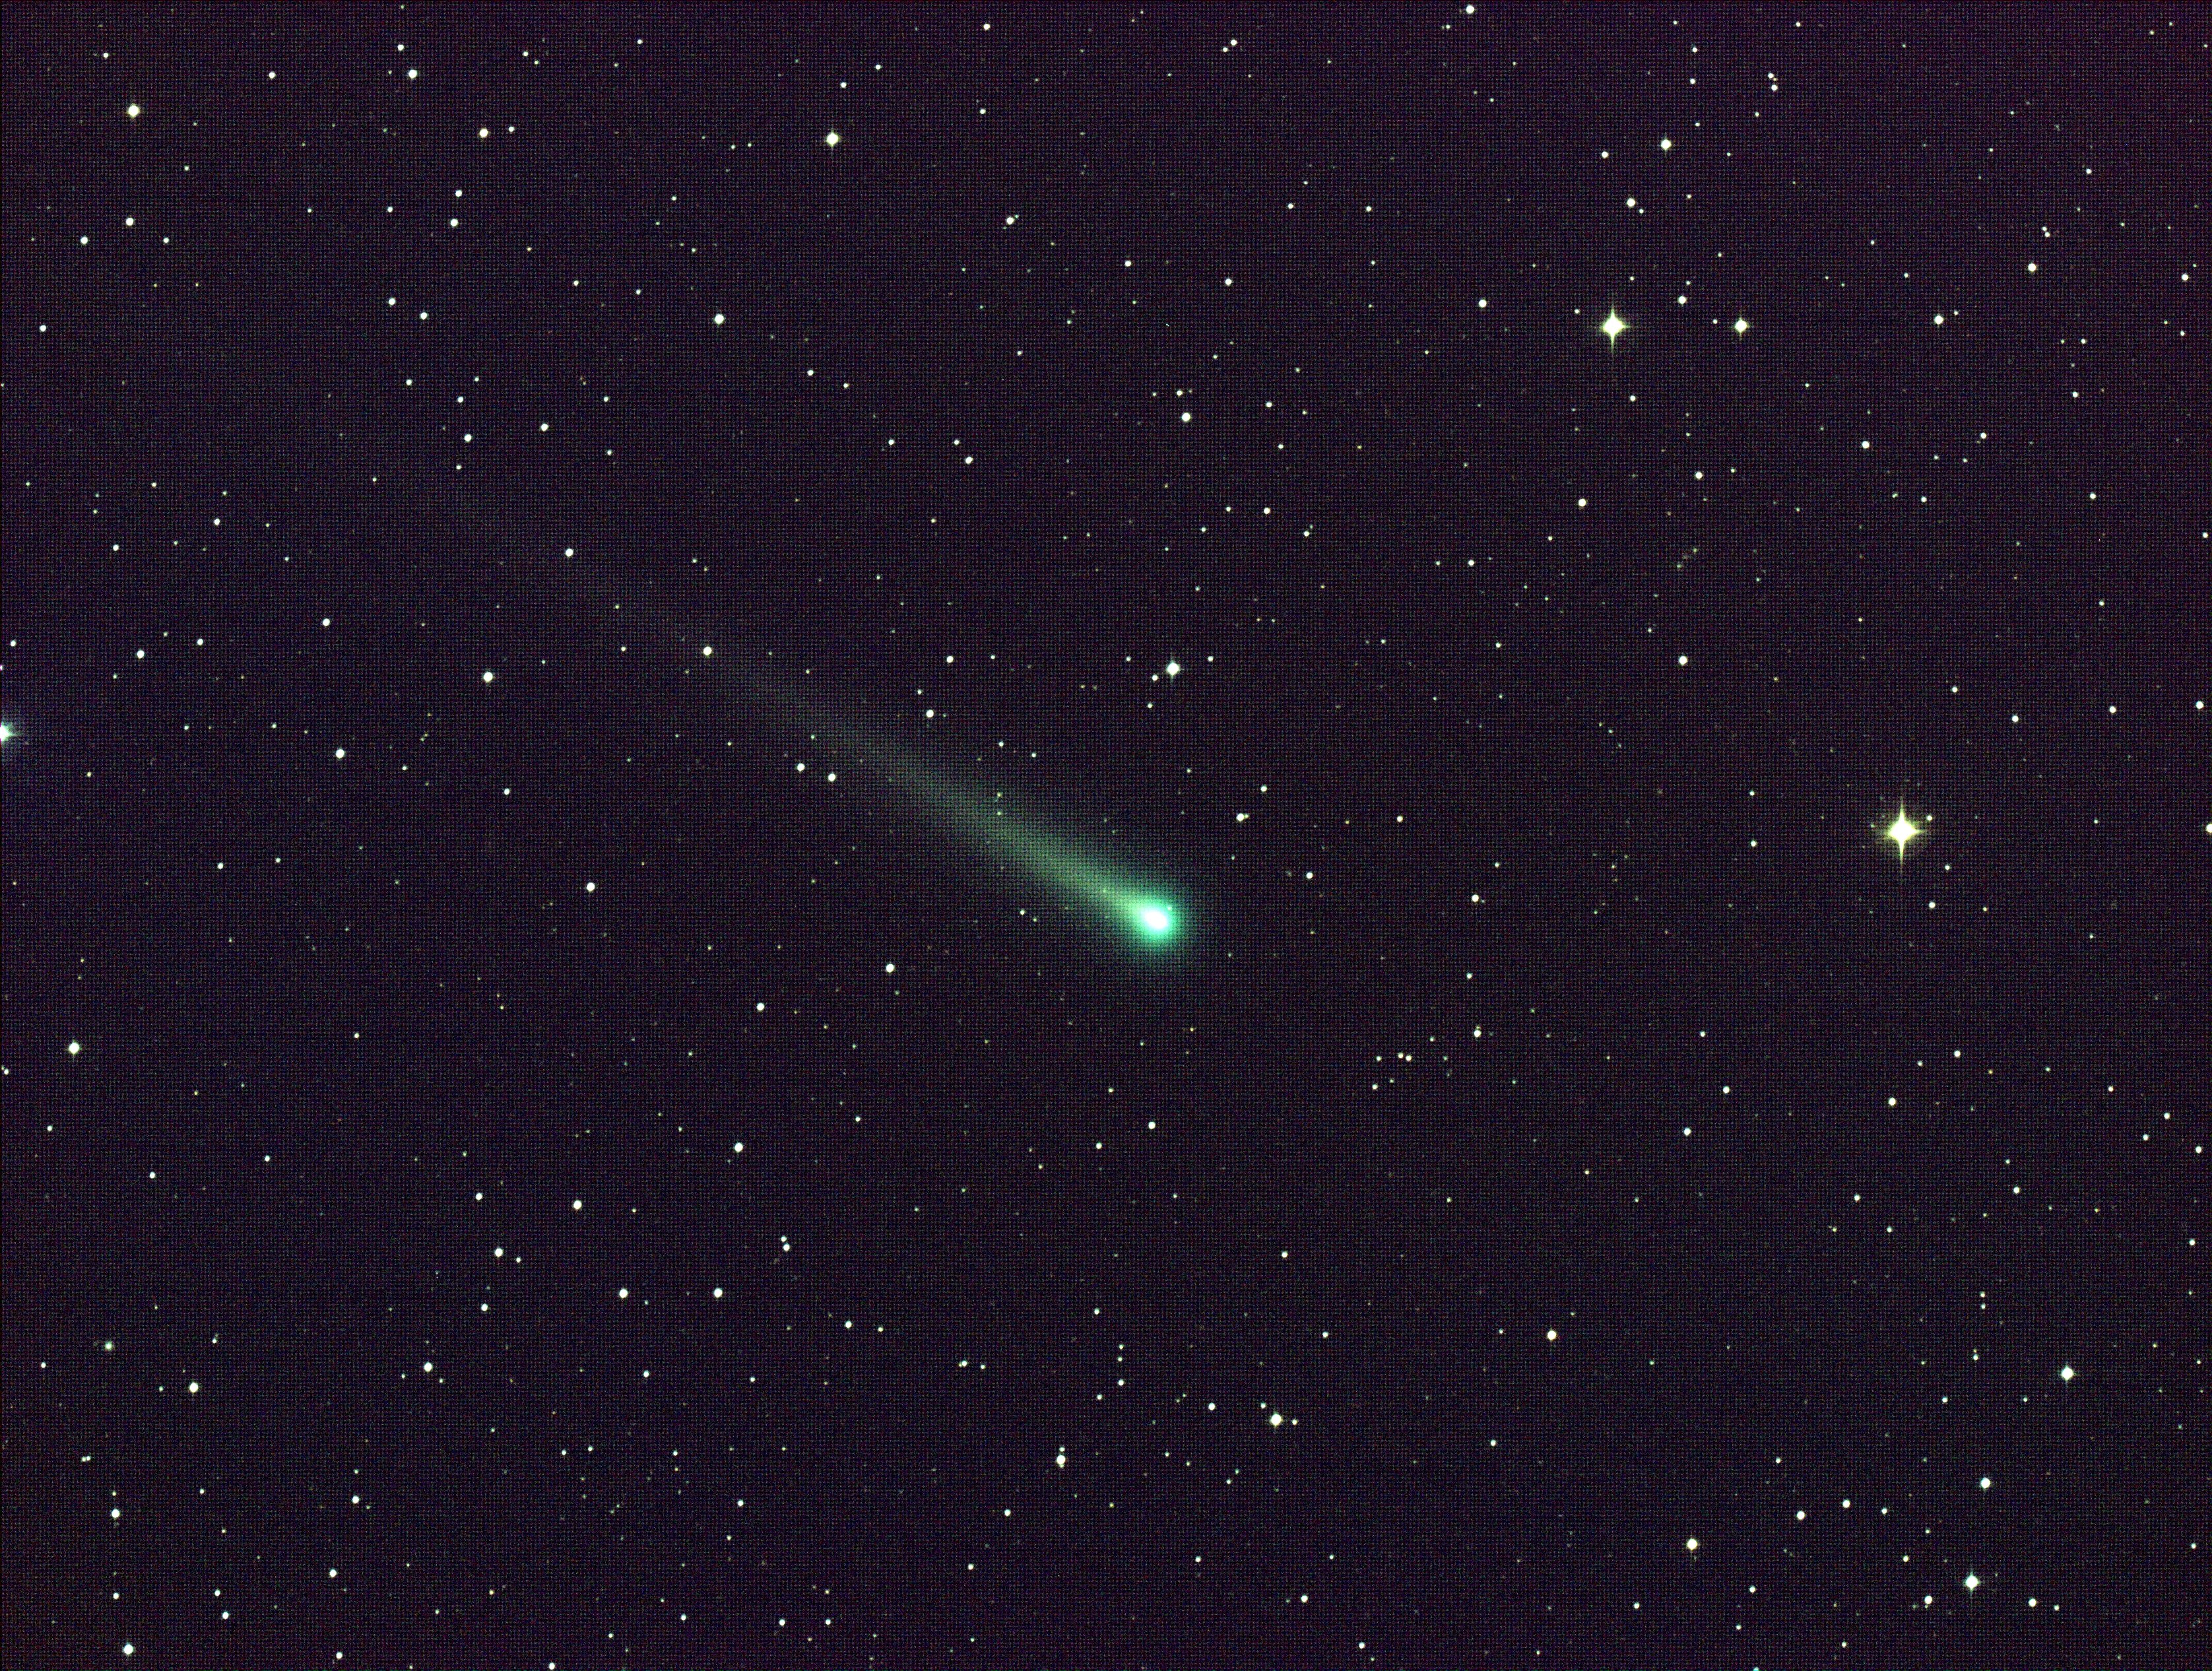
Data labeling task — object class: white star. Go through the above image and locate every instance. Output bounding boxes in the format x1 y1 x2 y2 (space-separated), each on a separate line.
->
1882 801 1924 868
1601 308 1629 349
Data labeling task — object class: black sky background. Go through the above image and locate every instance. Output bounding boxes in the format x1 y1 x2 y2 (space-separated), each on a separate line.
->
3 5 2206 1667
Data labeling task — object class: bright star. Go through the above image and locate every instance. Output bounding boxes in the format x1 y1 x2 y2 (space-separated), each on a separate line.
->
1601 308 1629 350
1882 801 1925 868
0 721 14 744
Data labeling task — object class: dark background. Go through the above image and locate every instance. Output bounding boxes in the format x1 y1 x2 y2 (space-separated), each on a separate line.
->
3 5 2205 1666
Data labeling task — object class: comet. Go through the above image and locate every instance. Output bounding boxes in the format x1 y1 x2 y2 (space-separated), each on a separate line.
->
711 639 1183 951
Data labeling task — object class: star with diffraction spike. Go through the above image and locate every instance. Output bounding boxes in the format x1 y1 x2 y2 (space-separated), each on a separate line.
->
1881 801 1926 870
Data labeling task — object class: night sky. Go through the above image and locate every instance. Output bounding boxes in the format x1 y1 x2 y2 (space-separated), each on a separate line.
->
3 5 2206 1667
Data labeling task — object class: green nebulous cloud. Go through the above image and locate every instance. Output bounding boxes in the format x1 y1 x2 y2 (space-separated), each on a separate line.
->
913 773 1181 947
721 649 1183 951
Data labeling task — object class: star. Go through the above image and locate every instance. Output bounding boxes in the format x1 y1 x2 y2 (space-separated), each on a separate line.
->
1601 308 1629 350
1882 801 1925 868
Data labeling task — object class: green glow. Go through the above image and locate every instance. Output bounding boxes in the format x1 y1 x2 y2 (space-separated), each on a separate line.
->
303 450 1184 952
963 807 1181 951
707 653 1184 950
